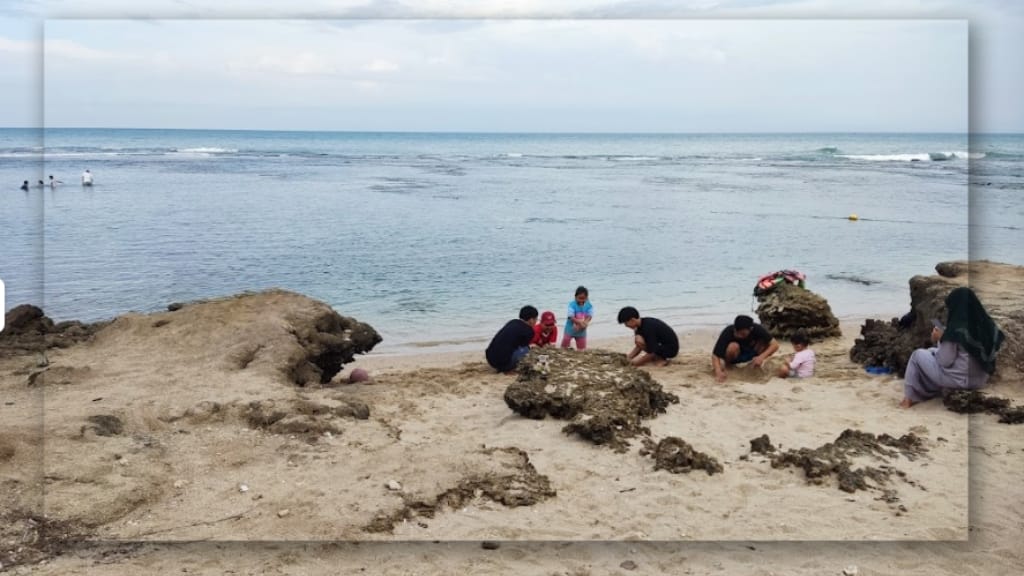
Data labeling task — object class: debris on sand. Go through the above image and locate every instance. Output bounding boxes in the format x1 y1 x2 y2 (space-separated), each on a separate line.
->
749 434 776 454
159 396 370 437
80 414 124 437
363 447 555 533
641 437 724 475
0 510 89 570
503 348 679 452
243 397 369 435
762 429 927 496
943 390 1024 424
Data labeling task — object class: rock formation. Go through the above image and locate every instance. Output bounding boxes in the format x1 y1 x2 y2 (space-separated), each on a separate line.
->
755 283 841 340
850 260 1023 380
1 304 103 354
504 348 679 452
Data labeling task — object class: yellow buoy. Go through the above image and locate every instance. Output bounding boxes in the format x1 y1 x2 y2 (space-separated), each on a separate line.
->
848 213 859 221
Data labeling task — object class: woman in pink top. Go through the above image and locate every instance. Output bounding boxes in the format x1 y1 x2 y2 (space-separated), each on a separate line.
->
777 332 815 378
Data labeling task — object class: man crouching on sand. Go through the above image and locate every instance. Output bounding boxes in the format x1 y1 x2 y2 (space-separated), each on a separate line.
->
712 314 779 382
618 306 679 367
486 306 539 374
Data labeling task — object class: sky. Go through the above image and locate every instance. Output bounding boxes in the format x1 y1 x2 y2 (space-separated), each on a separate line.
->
0 1 1020 133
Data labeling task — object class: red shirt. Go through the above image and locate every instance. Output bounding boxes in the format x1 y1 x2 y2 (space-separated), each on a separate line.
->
531 323 558 346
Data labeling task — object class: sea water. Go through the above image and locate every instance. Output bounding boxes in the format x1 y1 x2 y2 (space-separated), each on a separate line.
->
1 129 1022 353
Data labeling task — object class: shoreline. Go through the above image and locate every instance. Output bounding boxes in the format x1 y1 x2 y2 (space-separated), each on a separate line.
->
358 311 906 357
2 289 904 357
352 319 873 373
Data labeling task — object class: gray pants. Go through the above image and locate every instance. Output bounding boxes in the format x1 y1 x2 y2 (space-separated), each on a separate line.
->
903 348 950 403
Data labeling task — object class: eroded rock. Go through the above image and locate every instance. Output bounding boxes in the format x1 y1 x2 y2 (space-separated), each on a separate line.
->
504 348 679 452
755 283 841 341
642 436 723 475
850 261 1023 379
750 434 776 454
283 306 382 386
1 305 103 355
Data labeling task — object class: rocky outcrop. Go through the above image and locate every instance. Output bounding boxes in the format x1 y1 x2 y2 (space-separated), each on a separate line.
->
755 283 841 341
504 348 679 452
1 304 103 354
850 261 1023 380
5 290 381 387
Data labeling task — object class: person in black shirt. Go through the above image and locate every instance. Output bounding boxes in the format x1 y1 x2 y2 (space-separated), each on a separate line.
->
712 314 779 382
617 306 679 367
485 305 539 373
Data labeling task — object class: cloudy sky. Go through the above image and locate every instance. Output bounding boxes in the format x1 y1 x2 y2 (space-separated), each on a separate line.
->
0 1 1020 132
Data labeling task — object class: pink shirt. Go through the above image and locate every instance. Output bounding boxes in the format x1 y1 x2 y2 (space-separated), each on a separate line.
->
789 349 816 378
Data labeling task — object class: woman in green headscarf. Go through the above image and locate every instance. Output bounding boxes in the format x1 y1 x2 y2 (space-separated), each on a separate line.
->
900 287 1005 408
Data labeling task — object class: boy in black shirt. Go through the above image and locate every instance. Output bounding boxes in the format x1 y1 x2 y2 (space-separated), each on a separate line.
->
485 306 539 373
617 306 679 367
712 314 779 382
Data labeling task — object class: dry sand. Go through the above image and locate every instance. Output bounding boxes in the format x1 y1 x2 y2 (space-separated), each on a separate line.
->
1 285 1022 575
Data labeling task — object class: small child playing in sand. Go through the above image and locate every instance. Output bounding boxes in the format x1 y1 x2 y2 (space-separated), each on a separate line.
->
561 285 593 350
777 331 816 378
531 310 559 347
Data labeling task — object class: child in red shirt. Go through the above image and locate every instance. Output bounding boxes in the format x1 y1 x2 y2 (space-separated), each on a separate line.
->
531 310 559 347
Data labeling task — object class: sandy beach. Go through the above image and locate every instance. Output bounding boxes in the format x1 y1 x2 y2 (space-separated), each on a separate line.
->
1 262 1022 575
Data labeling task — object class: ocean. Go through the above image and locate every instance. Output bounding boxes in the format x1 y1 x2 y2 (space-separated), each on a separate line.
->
2 129 1022 353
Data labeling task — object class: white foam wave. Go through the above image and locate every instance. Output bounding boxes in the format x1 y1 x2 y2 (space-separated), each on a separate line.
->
839 153 929 162
838 150 984 162
40 152 97 158
175 147 238 154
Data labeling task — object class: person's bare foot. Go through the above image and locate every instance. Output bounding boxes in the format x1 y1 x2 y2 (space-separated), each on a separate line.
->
899 397 915 408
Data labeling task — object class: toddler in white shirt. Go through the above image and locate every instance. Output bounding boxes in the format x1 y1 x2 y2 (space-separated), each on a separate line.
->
777 331 815 378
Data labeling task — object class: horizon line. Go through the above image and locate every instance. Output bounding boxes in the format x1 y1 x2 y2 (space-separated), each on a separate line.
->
3 126 1013 135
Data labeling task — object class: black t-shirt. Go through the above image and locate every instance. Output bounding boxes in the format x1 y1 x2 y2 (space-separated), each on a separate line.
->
485 319 534 369
713 323 773 358
638 317 679 359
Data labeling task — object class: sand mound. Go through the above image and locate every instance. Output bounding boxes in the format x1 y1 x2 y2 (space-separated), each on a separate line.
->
69 289 381 387
1 290 385 550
